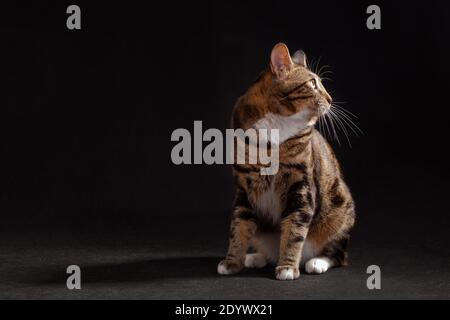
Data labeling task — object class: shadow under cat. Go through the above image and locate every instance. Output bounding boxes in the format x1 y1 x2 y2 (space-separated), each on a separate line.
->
17 257 284 285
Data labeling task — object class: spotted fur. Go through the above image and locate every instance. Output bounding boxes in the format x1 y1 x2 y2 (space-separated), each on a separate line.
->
218 43 356 280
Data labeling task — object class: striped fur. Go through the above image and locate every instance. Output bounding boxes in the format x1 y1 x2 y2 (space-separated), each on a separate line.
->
218 43 356 281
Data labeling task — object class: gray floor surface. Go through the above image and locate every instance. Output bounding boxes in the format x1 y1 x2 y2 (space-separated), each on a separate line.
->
1 217 449 300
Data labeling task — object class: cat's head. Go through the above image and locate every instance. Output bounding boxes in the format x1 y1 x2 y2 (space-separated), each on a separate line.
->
267 43 332 126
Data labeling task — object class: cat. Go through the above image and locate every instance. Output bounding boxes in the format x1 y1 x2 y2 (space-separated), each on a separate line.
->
217 43 356 281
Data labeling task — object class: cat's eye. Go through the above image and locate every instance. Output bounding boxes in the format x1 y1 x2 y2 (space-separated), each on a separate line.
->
310 79 318 90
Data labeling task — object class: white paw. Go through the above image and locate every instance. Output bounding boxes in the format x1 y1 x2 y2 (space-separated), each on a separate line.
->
305 257 332 274
245 253 267 269
277 268 294 280
217 263 233 275
275 266 299 281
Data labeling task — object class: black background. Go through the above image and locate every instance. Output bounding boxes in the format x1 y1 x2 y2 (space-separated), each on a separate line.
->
1 0 449 230
0 0 449 299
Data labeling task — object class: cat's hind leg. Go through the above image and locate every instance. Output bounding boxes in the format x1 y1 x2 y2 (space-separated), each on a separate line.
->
246 232 280 269
305 257 335 274
245 253 267 268
304 236 349 275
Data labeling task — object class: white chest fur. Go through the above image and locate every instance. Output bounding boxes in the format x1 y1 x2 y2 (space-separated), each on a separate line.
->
253 110 314 145
254 178 282 225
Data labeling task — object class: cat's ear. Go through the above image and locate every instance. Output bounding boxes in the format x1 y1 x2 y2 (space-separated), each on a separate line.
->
270 43 294 79
292 50 307 68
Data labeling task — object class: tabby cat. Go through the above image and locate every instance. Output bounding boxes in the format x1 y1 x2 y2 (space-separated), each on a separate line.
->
218 43 356 280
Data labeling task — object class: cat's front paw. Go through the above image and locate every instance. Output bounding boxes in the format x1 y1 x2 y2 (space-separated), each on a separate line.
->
217 259 244 276
275 265 300 281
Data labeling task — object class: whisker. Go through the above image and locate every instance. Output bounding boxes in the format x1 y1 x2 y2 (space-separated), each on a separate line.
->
331 106 364 135
317 106 324 136
331 101 348 104
317 65 331 76
307 57 315 71
322 106 333 142
327 111 341 146
331 108 360 134
329 109 352 147
318 71 334 78
332 111 363 139
308 57 362 146
314 56 323 74
332 103 358 119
